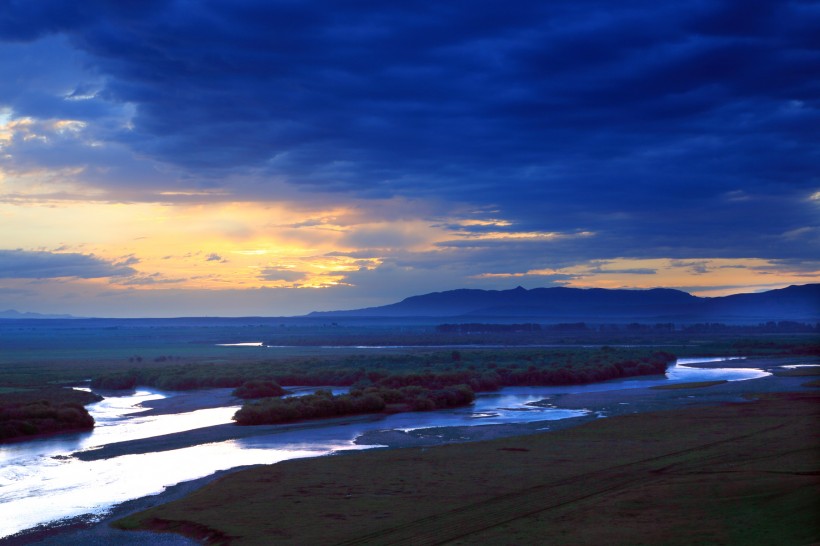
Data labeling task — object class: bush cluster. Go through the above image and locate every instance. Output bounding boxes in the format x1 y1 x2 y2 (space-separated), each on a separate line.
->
0 388 99 442
232 380 285 399
233 384 475 425
90 348 676 394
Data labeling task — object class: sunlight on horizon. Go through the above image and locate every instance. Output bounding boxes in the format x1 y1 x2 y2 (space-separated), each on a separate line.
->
0 193 815 314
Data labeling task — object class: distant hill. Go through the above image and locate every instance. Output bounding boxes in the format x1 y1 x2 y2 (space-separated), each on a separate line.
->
308 284 820 322
0 309 77 319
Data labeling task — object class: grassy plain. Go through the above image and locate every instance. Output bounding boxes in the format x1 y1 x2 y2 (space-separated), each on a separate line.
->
1 318 816 438
115 391 820 545
2 319 817 542
2 318 816 390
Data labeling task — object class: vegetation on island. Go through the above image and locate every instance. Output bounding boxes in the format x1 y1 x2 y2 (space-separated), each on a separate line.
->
228 348 671 425
233 384 475 425
86 347 675 425
2 318 815 437
0 388 101 442
231 380 285 399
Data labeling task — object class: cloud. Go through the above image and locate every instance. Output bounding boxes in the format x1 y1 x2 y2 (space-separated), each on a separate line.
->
205 253 226 263
339 224 433 250
114 255 140 267
258 267 305 283
589 265 658 276
0 249 136 278
0 0 817 296
118 273 185 286
671 260 711 275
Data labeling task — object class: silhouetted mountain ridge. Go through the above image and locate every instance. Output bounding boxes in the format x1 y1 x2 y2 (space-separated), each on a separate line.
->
0 309 78 319
309 284 820 322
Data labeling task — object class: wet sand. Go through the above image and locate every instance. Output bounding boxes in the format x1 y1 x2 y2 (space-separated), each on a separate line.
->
9 355 818 545
134 388 239 417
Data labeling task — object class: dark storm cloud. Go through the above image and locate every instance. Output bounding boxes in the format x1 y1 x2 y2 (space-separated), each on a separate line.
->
0 250 137 278
1 0 817 262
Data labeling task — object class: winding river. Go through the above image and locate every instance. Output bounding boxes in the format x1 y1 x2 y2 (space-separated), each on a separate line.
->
0 357 768 539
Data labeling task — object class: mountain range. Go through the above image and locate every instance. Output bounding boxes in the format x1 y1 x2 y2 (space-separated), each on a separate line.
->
0 309 78 319
309 284 820 322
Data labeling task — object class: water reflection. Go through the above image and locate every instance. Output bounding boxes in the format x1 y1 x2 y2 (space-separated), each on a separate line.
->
0 388 588 537
0 356 769 539
669 357 770 382
1 442 342 538
382 391 587 431
86 406 239 447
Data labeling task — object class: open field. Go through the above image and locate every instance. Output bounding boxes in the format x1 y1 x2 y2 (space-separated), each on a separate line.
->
2 318 816 390
2 320 817 544
1 317 817 368
114 391 820 545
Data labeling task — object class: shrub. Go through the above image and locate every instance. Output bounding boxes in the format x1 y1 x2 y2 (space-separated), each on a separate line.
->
234 384 475 426
232 380 285 399
0 390 96 442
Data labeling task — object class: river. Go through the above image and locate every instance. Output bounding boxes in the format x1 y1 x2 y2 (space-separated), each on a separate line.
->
0 357 768 539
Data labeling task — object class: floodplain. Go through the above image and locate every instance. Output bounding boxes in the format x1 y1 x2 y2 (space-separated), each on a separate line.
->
0 318 817 545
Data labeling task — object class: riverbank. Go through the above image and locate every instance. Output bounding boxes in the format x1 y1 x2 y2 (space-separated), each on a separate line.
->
78 355 814 458
8 355 818 545
3 469 238 545
72 413 385 461
355 355 817 448
115 390 820 545
134 389 239 417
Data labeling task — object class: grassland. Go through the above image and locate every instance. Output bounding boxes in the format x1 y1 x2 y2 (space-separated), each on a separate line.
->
1 318 816 439
1 318 817 390
114 391 820 545
3 319 817 543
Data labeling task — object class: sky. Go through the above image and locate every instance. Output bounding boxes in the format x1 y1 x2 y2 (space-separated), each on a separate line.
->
0 0 818 317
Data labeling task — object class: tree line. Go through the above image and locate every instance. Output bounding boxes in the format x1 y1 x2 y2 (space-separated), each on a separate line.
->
91 348 677 394
436 321 819 334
